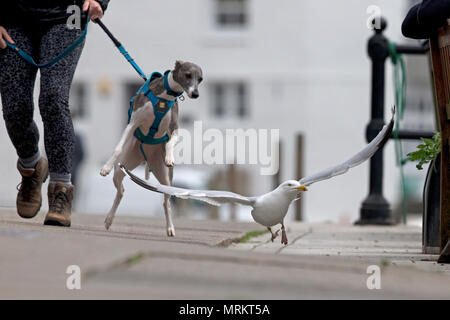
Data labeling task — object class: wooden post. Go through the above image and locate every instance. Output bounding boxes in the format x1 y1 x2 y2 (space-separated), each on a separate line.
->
295 134 303 221
273 140 282 189
429 20 450 255
208 171 221 220
228 164 237 221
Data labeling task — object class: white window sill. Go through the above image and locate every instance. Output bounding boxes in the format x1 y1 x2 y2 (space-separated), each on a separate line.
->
200 29 251 47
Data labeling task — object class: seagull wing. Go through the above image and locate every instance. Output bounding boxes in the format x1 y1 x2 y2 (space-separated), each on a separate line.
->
299 107 395 187
121 165 256 207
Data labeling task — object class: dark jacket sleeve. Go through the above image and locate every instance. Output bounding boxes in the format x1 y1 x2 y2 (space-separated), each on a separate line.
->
95 0 110 12
402 0 450 39
0 10 3 25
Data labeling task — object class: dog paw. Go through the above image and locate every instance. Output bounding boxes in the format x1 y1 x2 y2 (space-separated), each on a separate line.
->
100 164 113 176
165 156 174 167
167 226 176 237
104 216 113 230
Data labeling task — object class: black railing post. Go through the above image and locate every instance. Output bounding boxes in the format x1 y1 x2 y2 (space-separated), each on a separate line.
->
357 18 395 225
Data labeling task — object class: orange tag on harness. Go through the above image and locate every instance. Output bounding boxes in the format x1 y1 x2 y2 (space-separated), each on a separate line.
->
155 100 167 112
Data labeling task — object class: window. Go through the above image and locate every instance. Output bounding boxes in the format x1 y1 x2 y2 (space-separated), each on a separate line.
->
125 82 142 104
216 0 248 28
69 82 87 119
210 82 249 118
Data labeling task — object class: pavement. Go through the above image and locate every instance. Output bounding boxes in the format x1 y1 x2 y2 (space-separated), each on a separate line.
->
0 209 449 299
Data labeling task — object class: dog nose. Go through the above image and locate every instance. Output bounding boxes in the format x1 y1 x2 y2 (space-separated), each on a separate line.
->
191 90 199 99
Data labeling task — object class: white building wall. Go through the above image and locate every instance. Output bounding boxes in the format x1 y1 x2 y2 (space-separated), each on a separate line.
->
0 0 411 222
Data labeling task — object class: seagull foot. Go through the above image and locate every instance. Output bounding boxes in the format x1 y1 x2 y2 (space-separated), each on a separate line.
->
281 229 288 245
271 229 280 242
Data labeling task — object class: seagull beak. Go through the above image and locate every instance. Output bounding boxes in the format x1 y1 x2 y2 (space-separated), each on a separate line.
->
296 185 307 191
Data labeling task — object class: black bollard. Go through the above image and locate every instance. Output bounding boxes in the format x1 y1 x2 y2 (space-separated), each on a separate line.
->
356 18 395 225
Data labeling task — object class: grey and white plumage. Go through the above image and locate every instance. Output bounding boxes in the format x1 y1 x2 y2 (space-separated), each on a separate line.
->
121 108 395 244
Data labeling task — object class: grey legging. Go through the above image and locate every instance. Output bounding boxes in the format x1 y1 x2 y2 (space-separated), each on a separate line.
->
0 23 85 179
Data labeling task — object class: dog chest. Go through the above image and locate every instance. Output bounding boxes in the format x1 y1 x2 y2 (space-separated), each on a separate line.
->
137 101 172 139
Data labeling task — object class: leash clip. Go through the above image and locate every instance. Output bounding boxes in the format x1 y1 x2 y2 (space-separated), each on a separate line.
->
179 95 185 102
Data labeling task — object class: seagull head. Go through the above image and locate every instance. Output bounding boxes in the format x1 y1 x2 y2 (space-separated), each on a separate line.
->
278 180 307 197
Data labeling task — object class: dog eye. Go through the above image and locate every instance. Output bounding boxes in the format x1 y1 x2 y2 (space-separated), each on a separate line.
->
185 73 192 79
198 77 203 83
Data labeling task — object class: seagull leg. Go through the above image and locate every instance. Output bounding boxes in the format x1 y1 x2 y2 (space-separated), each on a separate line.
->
268 227 280 242
281 224 288 245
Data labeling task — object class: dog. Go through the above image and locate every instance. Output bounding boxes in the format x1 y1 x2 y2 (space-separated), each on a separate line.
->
100 60 203 236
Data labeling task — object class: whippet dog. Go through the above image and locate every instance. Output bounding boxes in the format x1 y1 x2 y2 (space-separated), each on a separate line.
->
100 60 203 236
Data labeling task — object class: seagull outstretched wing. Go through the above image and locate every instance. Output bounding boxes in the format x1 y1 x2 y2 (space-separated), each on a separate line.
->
120 164 256 207
299 107 395 187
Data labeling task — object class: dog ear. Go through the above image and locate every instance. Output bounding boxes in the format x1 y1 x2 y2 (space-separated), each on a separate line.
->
175 60 184 70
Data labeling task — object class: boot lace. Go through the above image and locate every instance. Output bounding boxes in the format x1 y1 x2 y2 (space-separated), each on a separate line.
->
16 176 39 201
52 190 69 214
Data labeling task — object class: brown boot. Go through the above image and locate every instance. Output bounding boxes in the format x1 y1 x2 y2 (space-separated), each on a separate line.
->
16 158 49 219
44 183 74 227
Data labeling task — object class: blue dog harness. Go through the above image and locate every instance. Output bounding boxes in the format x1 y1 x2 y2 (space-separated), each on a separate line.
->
128 71 183 163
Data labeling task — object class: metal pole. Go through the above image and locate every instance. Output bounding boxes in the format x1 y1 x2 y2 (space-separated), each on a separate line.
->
390 130 434 140
395 42 429 55
357 18 395 225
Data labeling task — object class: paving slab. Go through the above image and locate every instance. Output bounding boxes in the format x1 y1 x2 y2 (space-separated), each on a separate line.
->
231 222 450 272
1 210 450 299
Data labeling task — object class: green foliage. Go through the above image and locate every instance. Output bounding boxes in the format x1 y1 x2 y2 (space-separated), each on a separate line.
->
407 132 441 170
239 230 268 243
125 252 145 265
380 258 390 267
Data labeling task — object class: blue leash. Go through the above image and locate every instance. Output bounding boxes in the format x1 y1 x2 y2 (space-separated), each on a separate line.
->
93 18 153 168
5 17 147 83
6 16 152 169
94 18 147 81
6 18 90 69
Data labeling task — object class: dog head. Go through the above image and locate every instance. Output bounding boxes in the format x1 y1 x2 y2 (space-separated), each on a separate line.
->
172 60 203 99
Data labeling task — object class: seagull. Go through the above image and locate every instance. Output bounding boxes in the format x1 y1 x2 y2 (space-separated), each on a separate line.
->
120 108 395 245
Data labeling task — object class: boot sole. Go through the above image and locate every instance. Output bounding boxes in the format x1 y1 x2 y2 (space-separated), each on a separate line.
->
43 219 71 227
44 211 71 227
17 202 41 219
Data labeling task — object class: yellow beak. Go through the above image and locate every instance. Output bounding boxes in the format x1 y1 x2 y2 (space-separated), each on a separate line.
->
296 185 307 191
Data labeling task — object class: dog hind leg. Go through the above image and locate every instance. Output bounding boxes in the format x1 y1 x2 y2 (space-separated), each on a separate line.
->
163 194 175 236
105 143 143 230
104 167 125 230
150 149 176 237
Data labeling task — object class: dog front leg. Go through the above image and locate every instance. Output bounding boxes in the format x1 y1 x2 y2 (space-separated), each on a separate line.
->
165 130 178 167
100 123 136 176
